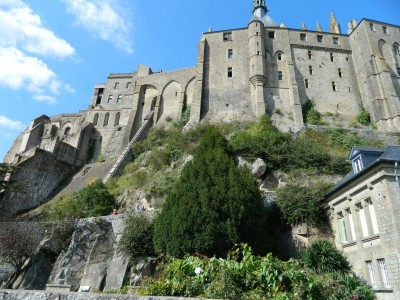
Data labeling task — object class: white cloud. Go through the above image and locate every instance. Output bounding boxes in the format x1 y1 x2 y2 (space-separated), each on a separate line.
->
63 0 133 53
0 47 72 104
0 115 24 131
0 1 75 104
0 0 75 58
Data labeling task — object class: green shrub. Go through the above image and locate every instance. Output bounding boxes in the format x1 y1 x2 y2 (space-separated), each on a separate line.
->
357 108 371 125
48 180 117 221
302 100 324 125
303 240 352 274
325 128 383 151
276 181 334 226
141 244 375 300
154 127 270 257
119 212 156 259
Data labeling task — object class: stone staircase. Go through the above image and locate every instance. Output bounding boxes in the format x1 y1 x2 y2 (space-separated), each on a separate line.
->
103 111 154 183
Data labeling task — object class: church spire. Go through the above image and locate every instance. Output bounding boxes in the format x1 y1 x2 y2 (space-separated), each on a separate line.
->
316 21 323 32
329 11 341 34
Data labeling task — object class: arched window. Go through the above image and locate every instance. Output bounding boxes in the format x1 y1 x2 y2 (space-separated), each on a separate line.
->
93 113 99 126
64 127 71 136
394 43 400 56
104 113 110 127
114 112 120 126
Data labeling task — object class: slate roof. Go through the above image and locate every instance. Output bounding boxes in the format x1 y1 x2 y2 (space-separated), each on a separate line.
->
326 145 400 197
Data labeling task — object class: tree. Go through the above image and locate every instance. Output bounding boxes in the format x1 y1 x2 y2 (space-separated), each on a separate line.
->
154 126 269 258
119 212 156 260
0 163 22 192
275 181 334 226
0 222 44 287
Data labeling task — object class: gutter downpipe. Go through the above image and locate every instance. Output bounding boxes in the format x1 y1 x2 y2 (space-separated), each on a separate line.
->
395 162 400 194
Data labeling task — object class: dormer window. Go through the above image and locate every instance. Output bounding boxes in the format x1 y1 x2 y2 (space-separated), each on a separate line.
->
354 157 363 174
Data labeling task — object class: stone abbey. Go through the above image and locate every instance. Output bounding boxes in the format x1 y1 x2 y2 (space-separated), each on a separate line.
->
1 0 400 215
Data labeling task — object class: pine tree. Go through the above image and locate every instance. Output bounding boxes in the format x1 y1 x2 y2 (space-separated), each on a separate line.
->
154 126 268 257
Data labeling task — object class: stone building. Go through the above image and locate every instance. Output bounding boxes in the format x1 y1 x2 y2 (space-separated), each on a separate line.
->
1 0 400 215
325 146 400 300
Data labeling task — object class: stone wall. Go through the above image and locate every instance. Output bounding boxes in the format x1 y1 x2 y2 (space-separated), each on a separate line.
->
0 149 75 217
0 290 217 300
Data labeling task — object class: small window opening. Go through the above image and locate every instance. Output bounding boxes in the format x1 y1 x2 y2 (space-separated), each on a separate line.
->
104 113 110 127
300 33 307 41
330 53 334 62
383 26 388 34
308 50 312 59
114 112 120 126
277 53 282 60
317 35 323 43
228 67 233 77
257 51 261 56
126 82 132 89
393 44 400 56
223 32 232 41
64 127 71 136
338 68 343 77
114 82 119 89
305 79 309 88
332 81 337 91
333 37 339 45
397 66 400 76
175 92 178 97
370 23 375 31
268 31 275 38
95 88 103 106
228 49 233 59
309 66 313 75
107 95 113 103
346 56 349 61
278 71 283 80
93 113 99 126
117 95 122 104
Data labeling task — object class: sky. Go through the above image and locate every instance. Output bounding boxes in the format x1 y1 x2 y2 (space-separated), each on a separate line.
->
0 0 399 161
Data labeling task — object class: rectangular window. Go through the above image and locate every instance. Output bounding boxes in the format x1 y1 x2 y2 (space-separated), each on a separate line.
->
333 37 339 45
367 200 379 234
332 81 337 91
278 71 283 80
300 33 307 41
354 157 363 173
228 49 233 59
378 259 390 288
227 67 233 77
346 56 349 61
366 261 376 287
309 66 313 75
107 95 113 103
317 35 323 43
308 50 312 59
397 67 400 76
338 68 342 77
357 203 369 238
126 82 132 89
330 53 334 62
277 53 282 60
369 23 375 31
117 95 122 104
383 26 388 34
348 210 356 241
338 216 348 243
114 82 119 89
223 32 232 41
268 31 275 38
305 79 309 88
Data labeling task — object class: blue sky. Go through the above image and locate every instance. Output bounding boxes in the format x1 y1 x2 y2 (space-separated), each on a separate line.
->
0 0 399 161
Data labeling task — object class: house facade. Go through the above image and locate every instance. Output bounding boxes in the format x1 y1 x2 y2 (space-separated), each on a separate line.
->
326 146 400 300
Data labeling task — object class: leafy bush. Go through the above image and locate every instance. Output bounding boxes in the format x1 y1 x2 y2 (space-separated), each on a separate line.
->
302 100 324 125
48 180 117 221
357 108 371 125
230 116 350 174
303 240 351 274
154 126 270 257
119 212 156 260
325 128 383 151
141 244 375 300
276 181 334 226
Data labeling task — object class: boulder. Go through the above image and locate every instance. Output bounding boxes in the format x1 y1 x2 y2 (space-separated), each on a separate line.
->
104 253 129 291
252 158 266 177
237 156 252 169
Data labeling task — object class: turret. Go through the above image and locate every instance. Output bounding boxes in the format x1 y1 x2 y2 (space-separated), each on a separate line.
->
250 0 277 27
